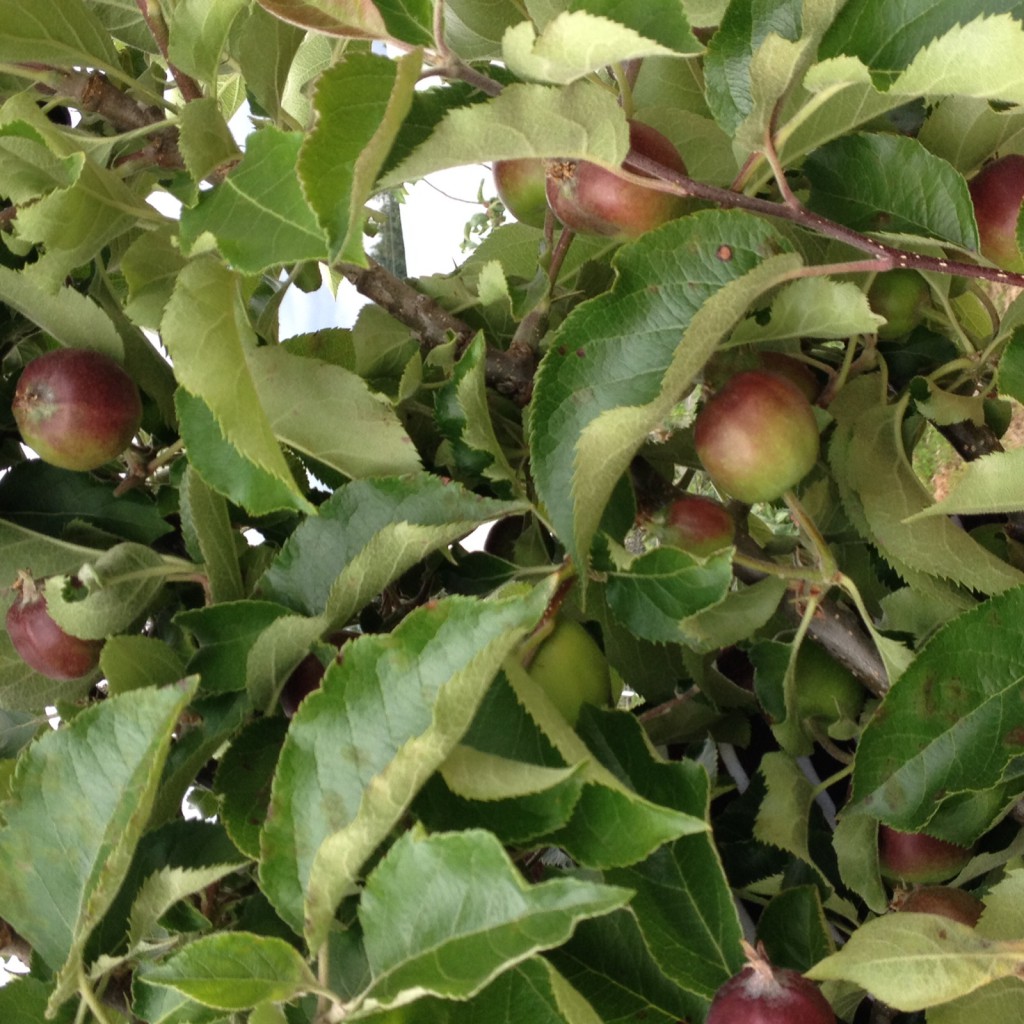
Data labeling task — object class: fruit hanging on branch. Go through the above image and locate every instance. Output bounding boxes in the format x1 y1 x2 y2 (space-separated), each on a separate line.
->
878 825 973 884
493 158 549 228
521 616 613 725
867 269 931 339
545 120 688 239
968 154 1024 271
892 885 984 927
5 571 103 681
653 494 735 557
706 942 836 1024
694 370 820 503
12 349 143 472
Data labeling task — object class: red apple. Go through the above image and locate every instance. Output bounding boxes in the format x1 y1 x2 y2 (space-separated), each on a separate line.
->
893 885 983 927
545 120 687 239
707 944 835 1024
12 349 142 471
968 154 1024 270
694 370 820 503
5 572 102 680
656 494 735 557
878 825 973 884
757 352 822 402
493 158 548 228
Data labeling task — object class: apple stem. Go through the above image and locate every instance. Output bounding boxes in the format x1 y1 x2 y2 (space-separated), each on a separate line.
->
784 491 838 580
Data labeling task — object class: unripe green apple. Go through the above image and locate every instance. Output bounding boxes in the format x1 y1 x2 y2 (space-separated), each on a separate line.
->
5 571 102 680
656 494 735 557
878 825 973 884
12 349 142 471
968 154 1024 271
868 269 931 339
493 158 548 228
793 641 864 730
694 370 820 503
545 120 687 240
523 617 612 725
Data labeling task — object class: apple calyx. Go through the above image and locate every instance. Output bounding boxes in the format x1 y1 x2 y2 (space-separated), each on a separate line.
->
706 941 836 1024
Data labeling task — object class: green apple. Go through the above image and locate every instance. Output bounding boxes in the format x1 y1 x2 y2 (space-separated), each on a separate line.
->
523 617 612 724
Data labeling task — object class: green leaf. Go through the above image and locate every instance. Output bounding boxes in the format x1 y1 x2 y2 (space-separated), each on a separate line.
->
0 461 172 546
44 543 169 640
175 389 311 517
0 267 123 358
179 465 245 605
167 0 249 91
258 474 526 617
434 334 520 493
298 51 419 264
355 828 632 1008
805 133 979 248
0 0 120 71
831 385 1024 597
355 956 606 1023
820 0 1024 76
142 932 316 1011
259 582 556 948
127 861 248 948
908 448 1024 520
100 636 188 696
807 913 1024 1011
179 129 327 273
850 585 1024 843
247 345 423 479
215 716 289 858
0 977 74 1024
177 96 242 183
729 277 884 343
503 12 676 84
571 0 699 54
528 209 800 570
548 910 706 1024
163 263 315 514
177 601 295 694
381 81 629 186
235 3 306 122
606 548 734 644
0 681 197 1007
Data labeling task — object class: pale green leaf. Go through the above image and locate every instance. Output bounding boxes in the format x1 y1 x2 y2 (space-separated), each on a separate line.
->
503 12 674 84
381 81 629 186
179 128 327 273
0 267 122 358
807 913 1024 1011
729 277 884 343
128 862 248 948
177 96 242 183
298 50 419 263
45 543 169 640
167 0 249 91
259 582 556 948
247 345 422 479
142 933 316 1011
100 636 188 697
907 448 1024 520
163 262 314 514
356 828 632 1008
0 0 120 70
179 465 245 605
0 682 197 1007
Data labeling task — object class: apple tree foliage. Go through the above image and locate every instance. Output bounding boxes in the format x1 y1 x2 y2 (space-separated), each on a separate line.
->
4 1 1024 1022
